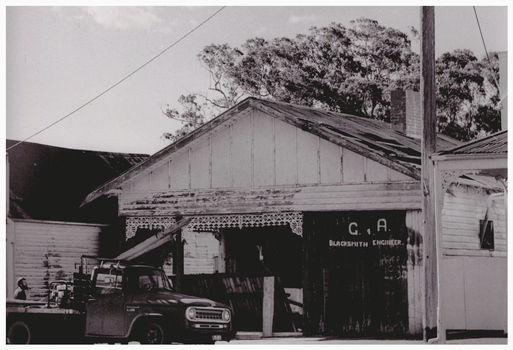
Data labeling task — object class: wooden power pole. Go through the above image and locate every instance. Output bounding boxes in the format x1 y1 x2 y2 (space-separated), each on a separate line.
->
421 6 439 342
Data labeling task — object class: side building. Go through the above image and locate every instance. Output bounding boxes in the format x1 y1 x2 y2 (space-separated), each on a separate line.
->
6 140 148 299
432 131 507 335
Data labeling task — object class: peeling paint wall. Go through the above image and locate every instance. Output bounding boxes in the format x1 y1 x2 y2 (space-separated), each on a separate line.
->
8 219 104 299
120 182 422 217
442 184 506 257
441 184 507 331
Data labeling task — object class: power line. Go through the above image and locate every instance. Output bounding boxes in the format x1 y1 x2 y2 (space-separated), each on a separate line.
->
473 6 501 96
7 6 226 152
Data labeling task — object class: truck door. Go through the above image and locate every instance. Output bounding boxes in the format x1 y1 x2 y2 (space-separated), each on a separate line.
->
86 270 126 337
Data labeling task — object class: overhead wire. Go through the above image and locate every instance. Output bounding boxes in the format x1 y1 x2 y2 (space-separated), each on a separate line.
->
7 6 226 152
473 6 502 97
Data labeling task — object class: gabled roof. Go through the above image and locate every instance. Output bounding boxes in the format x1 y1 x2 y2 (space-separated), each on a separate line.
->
7 140 149 223
83 97 461 205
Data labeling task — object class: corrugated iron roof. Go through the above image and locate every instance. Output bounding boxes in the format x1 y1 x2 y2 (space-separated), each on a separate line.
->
250 98 460 177
7 140 149 223
435 130 507 156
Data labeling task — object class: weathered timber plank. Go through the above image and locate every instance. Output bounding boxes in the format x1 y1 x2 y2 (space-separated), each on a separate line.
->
190 137 211 189
366 158 390 182
150 161 170 191
121 193 422 212
121 187 421 208
296 127 320 184
443 248 506 258
132 173 151 191
320 138 343 184
441 223 480 233
125 189 421 207
118 182 423 215
342 148 365 182
120 201 422 217
169 150 189 190
119 183 422 209
253 111 276 187
443 241 479 250
231 113 253 188
123 180 420 197
442 235 480 243
211 125 232 188
443 209 486 219
275 118 298 185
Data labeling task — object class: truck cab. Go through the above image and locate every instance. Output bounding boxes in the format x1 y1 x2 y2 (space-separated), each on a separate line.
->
84 262 234 344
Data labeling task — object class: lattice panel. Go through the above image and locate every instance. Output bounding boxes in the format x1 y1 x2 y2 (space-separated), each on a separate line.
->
125 212 303 239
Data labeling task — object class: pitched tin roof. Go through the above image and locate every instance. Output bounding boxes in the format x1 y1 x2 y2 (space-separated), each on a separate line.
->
7 140 148 223
430 130 507 180
433 130 507 158
83 97 461 205
250 98 459 174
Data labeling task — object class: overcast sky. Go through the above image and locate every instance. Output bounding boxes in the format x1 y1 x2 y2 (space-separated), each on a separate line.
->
5 4 509 155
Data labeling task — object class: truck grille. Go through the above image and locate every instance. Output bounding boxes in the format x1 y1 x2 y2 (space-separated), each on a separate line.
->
186 306 230 323
196 309 223 320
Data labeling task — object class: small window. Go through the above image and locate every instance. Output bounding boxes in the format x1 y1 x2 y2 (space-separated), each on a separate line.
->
95 271 123 294
479 219 494 250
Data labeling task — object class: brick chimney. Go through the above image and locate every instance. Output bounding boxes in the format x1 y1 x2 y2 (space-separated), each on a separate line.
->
390 90 421 139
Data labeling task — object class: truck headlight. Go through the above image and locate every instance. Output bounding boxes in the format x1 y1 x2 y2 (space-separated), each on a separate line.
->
187 307 196 320
222 309 231 322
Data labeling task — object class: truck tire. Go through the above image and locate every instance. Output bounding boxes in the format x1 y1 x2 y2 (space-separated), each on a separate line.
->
138 322 167 344
7 321 31 344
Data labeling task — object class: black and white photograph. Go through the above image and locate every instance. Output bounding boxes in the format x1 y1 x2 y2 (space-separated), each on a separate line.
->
5 3 508 345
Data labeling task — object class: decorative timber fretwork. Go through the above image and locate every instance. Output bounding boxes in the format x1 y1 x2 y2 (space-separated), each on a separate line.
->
125 212 304 240
126 216 177 239
440 170 465 194
191 212 304 236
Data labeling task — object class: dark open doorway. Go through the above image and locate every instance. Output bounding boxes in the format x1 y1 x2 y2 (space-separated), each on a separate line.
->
223 225 302 289
221 225 303 332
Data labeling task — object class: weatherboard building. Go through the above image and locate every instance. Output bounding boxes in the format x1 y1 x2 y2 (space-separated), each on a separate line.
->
83 94 507 337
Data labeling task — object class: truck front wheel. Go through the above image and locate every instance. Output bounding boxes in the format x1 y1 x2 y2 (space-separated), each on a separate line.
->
7 321 31 344
138 322 167 344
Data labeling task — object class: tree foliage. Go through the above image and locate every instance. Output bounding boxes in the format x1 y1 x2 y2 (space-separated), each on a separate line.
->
163 18 501 143
435 50 500 141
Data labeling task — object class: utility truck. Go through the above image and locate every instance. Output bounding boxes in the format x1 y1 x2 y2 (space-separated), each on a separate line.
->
6 219 235 344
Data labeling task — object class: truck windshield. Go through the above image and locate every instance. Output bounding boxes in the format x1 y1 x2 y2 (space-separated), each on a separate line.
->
125 268 173 293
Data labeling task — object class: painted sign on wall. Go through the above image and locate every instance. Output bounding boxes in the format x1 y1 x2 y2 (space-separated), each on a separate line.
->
328 211 407 250
308 211 409 335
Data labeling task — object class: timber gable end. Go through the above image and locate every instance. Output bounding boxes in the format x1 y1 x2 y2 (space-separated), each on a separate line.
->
116 107 422 216
85 98 460 207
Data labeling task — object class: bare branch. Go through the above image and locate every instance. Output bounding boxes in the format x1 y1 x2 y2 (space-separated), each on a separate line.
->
160 107 203 125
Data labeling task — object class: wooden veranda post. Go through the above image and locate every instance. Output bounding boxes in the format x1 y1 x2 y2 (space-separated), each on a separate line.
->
421 6 439 342
173 229 184 293
262 276 275 337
